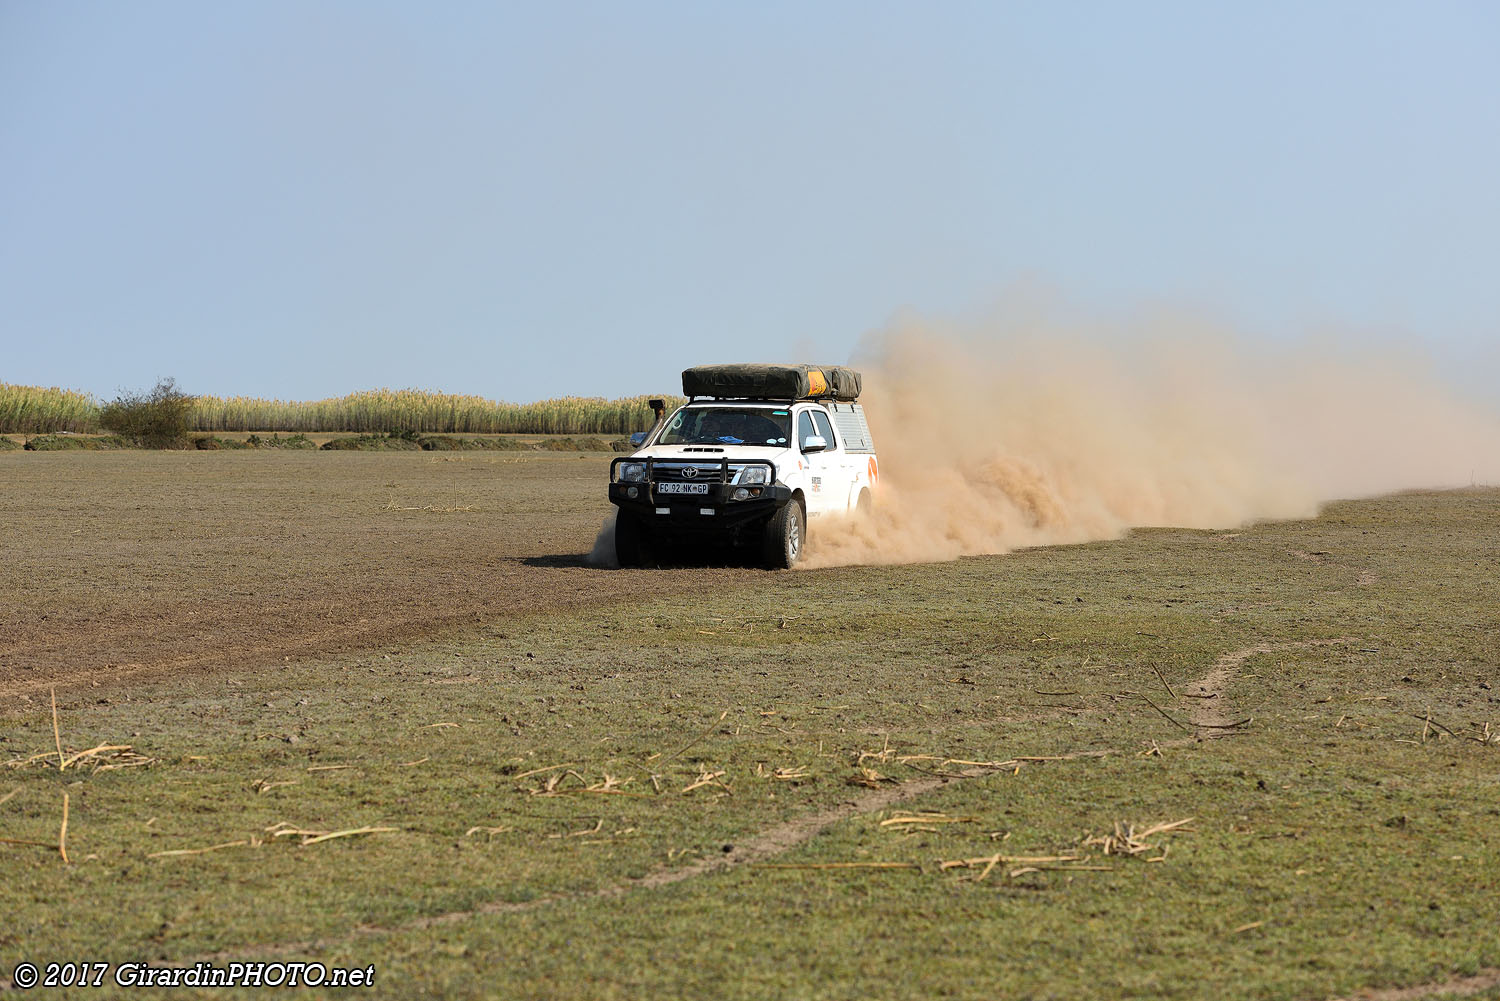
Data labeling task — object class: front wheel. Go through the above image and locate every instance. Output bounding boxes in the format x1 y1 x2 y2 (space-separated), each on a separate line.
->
615 512 651 568
762 499 806 570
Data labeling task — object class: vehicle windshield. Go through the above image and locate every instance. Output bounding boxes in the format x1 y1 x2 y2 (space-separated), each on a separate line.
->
659 407 792 446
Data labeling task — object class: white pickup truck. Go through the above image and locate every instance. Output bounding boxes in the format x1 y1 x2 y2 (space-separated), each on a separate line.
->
608 364 879 568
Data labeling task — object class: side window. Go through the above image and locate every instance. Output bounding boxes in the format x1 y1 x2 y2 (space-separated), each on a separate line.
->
811 411 838 451
797 411 818 451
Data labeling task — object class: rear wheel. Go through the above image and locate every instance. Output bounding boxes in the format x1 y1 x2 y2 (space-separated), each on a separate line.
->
614 512 650 568
762 499 806 569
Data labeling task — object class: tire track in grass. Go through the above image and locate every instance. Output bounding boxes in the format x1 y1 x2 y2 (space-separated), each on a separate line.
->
1202 639 1500 1001
1323 967 1500 1001
1187 637 1355 729
183 638 1366 966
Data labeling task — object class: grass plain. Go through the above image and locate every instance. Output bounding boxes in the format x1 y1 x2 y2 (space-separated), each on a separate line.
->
0 449 1497 1000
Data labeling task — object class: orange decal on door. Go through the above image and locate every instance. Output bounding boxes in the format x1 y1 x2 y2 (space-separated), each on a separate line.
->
867 457 878 483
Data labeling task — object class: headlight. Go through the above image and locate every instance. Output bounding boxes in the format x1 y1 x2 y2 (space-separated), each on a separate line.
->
734 465 770 485
618 462 647 482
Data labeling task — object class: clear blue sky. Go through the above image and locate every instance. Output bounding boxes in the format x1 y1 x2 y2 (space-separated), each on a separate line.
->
3 1 1497 402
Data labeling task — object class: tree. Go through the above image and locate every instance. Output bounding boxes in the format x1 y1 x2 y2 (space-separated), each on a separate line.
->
99 377 195 448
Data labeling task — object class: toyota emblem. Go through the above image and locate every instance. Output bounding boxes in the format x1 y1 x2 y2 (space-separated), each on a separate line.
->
682 466 699 479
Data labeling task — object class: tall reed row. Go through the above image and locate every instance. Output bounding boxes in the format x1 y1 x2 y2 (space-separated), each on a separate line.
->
0 384 101 434
2 384 683 436
189 390 685 435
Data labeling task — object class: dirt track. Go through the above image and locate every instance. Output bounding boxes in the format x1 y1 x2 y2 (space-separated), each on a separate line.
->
0 450 754 699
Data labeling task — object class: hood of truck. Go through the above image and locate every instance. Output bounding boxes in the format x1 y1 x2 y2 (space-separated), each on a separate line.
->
631 444 792 465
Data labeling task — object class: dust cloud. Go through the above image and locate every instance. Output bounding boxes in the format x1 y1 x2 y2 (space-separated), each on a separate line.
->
587 514 619 568
803 307 1500 568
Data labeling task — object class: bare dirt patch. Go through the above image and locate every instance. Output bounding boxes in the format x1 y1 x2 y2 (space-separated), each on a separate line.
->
0 451 752 699
1327 967 1500 1000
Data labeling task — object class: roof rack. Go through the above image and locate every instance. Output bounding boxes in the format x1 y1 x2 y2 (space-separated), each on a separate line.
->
681 364 861 402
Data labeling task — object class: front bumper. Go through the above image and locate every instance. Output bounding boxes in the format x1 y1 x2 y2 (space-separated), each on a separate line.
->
608 481 792 531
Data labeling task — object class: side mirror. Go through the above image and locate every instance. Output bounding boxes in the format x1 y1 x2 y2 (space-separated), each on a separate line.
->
801 435 828 454
629 432 647 446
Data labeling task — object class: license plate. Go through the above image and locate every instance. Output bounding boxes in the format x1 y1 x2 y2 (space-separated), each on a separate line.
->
657 482 709 495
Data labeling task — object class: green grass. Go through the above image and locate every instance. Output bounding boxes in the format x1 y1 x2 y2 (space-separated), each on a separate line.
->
1 490 1496 999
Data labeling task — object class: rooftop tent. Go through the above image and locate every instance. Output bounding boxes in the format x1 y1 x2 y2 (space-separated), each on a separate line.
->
682 364 862 401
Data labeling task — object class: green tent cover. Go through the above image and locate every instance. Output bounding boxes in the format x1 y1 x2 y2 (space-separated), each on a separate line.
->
681 364 862 401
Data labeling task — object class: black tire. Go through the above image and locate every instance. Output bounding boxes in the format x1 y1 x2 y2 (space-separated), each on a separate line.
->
614 512 650 568
762 498 806 570
855 489 873 519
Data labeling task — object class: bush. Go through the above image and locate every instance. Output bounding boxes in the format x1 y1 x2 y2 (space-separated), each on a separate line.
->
245 433 315 449
23 434 128 451
535 437 610 452
99 378 195 448
320 432 422 451
418 435 529 451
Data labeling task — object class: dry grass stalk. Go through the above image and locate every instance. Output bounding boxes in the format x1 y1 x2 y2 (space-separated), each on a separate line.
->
89 750 156 773
856 744 1018 773
880 813 978 828
59 792 69 864
51 688 65 770
0 786 19 808
681 769 730 795
847 767 895 788
1231 920 1266 934
1083 817 1195 857
252 778 299 795
306 765 352 772
0 837 55 848
464 825 515 839
1121 690 1191 731
755 861 920 871
60 744 133 770
1151 661 1178 700
399 758 430 767
585 773 631 792
383 500 479 513
1007 864 1114 876
664 710 729 761
267 823 396 846
941 853 1088 881
299 826 397 846
548 819 604 840
2 745 154 775
772 767 811 781
1412 712 1461 740
511 762 577 782
148 840 250 859
531 770 584 796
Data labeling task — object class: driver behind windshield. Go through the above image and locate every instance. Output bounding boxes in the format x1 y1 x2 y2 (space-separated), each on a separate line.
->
662 409 790 446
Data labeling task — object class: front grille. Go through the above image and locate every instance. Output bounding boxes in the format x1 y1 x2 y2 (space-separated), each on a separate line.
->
651 462 728 483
